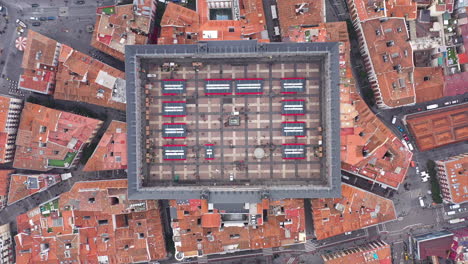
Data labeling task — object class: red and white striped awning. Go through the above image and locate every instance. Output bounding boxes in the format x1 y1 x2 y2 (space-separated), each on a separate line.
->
16 37 27 51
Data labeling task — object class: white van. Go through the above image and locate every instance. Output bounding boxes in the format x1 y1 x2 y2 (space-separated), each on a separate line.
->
450 204 461 210
419 197 425 207
408 143 414 151
426 104 439 110
270 5 278 19
391 116 397 124
448 218 465 224
446 211 456 216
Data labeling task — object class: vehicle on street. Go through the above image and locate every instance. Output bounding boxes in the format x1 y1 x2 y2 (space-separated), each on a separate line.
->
391 115 397 124
39 17 47 21
0 6 3 12
31 4 39 8
16 19 27 28
450 204 461 210
411 161 416 167
344 231 352 235
448 218 465 224
76 0 85 4
30 17 39 20
452 100 459 104
458 208 467 213
403 134 409 141
408 143 414 151
426 104 439 110
32 22 41 26
397 126 404 132
464 97 468 102
415 166 420 174
47 16 56 20
419 197 425 207
446 211 456 216
444 101 451 106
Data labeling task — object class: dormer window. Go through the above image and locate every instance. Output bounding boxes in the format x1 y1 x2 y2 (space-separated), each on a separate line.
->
40 126 47 133
386 40 394 47
424 76 430 81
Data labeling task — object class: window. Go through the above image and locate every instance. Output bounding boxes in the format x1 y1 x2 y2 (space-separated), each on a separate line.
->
39 142 47 148
54 151 60 155
228 27 235 32
88 197 95 204
424 76 430 81
39 126 47 133
98 219 108 225
138 233 145 239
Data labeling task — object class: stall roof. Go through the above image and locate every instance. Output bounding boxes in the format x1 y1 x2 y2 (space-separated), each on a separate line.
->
235 78 264 95
282 143 306 159
205 144 215 160
162 123 187 138
205 79 232 95
162 79 186 95
162 101 186 117
282 99 305 115
281 78 305 94
282 122 306 137
163 145 187 160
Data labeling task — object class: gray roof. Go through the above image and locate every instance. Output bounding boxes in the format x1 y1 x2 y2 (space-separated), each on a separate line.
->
162 123 187 138
282 144 306 159
162 101 186 117
281 78 305 93
162 79 186 95
205 79 232 95
282 122 306 137
282 100 305 115
235 78 264 94
125 40 342 202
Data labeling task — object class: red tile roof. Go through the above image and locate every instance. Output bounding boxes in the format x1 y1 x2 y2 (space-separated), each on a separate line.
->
83 120 127 171
405 104 468 151
436 154 468 204
312 184 397 240
287 22 412 189
360 18 415 108
91 1 155 60
277 0 325 36
7 174 61 205
414 67 445 103
0 170 14 197
158 1 268 44
171 199 306 259
19 31 58 94
13 103 103 171
15 179 167 263
54 48 126 111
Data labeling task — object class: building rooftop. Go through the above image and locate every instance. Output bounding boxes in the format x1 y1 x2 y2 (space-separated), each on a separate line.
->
91 0 156 61
405 103 468 151
125 41 341 202
414 230 454 260
437 154 468 204
170 199 306 260
311 183 397 240
444 71 468 97
54 45 126 111
7 173 61 205
19 31 59 94
414 67 445 103
83 120 127 171
322 240 392 264
15 179 166 263
360 18 415 108
158 0 268 44
449 228 468 262
277 0 325 37
350 0 416 22
13 103 103 171
287 22 412 189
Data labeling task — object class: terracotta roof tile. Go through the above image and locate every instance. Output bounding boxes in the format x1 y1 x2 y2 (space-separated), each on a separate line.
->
15 179 167 263
83 120 127 171
277 0 325 36
406 104 468 151
322 240 392 263
436 154 468 204
414 67 445 103
312 184 397 240
13 103 103 171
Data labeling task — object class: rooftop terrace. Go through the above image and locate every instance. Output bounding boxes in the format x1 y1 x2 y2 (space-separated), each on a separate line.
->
126 41 341 202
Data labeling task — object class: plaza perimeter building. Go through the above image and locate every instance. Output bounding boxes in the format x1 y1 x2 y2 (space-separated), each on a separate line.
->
125 41 341 202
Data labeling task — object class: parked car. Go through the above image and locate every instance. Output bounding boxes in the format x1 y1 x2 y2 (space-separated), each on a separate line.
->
444 101 451 106
32 22 41 26
415 166 420 174
47 16 56 20
344 231 352 235
30 17 39 20
403 134 409 141
16 19 27 28
39 17 47 21
446 211 456 216
458 208 467 213
0 6 4 12
76 0 85 4
397 126 404 132
408 143 414 151
419 197 425 207
452 100 459 104
31 3 39 8
450 204 461 210
391 115 397 124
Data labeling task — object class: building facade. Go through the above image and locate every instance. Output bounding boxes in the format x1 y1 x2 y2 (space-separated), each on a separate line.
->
0 223 14 264
0 95 23 163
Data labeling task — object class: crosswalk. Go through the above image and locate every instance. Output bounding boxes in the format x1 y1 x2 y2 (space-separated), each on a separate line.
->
305 241 318 252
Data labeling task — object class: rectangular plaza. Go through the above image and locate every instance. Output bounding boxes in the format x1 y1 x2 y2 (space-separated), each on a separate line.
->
126 41 341 202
